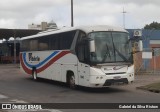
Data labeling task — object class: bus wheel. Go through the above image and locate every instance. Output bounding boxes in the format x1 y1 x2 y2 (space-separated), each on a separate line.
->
69 75 76 89
32 70 38 80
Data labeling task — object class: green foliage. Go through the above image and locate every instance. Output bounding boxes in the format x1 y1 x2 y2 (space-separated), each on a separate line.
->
144 21 160 29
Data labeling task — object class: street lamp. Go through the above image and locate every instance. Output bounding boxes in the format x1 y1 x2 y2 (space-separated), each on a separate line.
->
71 0 74 27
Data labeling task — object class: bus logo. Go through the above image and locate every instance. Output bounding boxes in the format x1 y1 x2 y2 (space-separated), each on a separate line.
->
113 66 126 70
28 53 40 61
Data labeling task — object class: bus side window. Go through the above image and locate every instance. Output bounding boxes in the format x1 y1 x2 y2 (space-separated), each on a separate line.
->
21 40 29 51
30 39 38 51
38 36 49 51
59 31 76 50
49 35 58 50
76 31 88 63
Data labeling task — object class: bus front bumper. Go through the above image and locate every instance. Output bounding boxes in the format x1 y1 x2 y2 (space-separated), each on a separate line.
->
88 73 134 88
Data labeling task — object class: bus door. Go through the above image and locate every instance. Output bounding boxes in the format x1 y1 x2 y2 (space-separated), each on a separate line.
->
76 31 90 86
78 62 90 86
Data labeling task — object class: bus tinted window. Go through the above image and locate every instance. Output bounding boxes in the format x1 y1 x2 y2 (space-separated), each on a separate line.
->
38 36 49 51
21 30 76 51
49 35 59 50
21 40 29 51
30 39 38 51
76 31 87 62
59 31 76 50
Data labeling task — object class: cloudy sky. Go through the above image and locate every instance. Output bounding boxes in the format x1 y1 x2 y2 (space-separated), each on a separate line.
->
0 0 160 29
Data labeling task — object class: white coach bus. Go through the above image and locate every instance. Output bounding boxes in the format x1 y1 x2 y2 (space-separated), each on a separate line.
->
20 25 135 88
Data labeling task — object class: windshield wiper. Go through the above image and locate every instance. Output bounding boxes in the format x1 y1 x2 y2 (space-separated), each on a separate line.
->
114 47 129 62
102 43 111 62
111 32 129 62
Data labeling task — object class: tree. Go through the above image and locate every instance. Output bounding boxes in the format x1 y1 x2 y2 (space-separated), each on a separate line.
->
144 21 160 29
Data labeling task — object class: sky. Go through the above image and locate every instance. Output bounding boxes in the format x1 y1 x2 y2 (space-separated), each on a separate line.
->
0 0 160 29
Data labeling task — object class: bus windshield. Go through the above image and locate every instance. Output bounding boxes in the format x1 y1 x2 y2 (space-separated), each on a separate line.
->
89 32 133 64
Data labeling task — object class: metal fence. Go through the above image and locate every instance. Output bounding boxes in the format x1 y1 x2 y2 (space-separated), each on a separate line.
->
134 48 160 75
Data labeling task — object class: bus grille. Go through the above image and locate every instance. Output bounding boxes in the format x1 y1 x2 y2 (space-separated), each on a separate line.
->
103 78 128 86
105 72 126 75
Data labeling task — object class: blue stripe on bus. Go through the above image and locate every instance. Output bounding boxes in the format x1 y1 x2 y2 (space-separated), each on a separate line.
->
23 51 60 69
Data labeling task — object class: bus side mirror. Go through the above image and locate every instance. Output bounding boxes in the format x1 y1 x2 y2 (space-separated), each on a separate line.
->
89 40 96 52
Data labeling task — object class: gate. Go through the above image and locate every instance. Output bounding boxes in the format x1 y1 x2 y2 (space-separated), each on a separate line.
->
134 48 160 75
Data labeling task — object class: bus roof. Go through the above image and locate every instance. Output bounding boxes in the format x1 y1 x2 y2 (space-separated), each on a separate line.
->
21 25 128 40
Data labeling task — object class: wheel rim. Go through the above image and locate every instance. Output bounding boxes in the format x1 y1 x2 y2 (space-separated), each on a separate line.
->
69 75 75 88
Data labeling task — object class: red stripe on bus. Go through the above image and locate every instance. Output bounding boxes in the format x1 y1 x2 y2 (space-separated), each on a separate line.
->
20 53 32 75
36 51 70 73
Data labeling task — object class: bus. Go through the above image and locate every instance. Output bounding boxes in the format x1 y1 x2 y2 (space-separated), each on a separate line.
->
20 25 134 88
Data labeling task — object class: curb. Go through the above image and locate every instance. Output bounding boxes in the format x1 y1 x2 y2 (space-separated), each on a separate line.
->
136 86 160 93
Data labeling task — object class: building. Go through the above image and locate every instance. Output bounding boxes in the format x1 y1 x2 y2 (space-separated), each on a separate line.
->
127 29 160 72
28 21 58 31
28 24 41 30
0 29 41 63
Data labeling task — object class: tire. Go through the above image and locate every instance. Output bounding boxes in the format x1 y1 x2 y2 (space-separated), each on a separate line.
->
32 70 38 81
69 75 76 89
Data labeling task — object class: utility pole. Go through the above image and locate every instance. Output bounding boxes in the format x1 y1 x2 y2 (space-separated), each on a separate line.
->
122 7 127 29
13 29 16 64
71 0 74 27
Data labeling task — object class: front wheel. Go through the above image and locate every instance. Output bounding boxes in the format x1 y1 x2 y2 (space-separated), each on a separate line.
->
69 75 76 89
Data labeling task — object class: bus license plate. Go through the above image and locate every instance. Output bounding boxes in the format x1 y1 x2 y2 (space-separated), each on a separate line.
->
114 76 121 80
